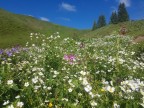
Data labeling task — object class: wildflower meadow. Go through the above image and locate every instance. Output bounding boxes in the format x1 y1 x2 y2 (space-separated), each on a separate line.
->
0 32 144 108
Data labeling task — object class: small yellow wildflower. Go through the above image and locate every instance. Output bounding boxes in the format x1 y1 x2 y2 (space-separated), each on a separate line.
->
48 102 53 108
101 88 105 92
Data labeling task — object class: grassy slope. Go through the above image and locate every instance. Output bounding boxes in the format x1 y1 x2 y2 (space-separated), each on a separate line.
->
0 9 84 48
83 20 144 38
1 8 144 48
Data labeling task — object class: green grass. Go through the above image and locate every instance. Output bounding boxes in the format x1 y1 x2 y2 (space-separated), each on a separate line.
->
0 33 144 108
83 20 144 38
0 9 85 48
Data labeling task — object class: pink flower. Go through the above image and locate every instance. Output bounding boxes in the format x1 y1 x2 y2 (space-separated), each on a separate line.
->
64 54 76 64
64 55 69 61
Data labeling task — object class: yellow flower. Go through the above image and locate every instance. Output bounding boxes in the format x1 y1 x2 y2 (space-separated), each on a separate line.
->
101 88 105 92
48 102 53 108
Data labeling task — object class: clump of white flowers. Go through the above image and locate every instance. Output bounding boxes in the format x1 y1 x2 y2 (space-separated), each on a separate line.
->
102 80 115 93
24 82 29 87
17 101 24 108
7 80 13 85
120 79 144 92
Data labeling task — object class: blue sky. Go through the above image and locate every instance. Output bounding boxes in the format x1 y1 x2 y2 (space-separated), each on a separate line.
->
0 0 144 29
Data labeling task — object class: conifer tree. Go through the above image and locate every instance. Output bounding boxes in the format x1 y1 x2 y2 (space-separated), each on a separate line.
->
118 3 129 22
92 20 97 31
97 15 106 28
110 11 118 24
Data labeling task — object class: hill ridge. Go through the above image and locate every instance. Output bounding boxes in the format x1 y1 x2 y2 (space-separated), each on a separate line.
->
83 20 144 38
0 8 82 48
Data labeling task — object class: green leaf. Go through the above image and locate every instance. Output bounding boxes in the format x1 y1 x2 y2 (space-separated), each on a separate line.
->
12 84 19 91
0 76 2 80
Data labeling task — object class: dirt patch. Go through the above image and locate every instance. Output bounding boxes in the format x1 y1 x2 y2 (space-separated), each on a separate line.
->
133 36 144 43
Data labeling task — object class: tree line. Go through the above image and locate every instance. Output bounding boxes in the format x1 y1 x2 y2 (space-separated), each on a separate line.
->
92 3 129 31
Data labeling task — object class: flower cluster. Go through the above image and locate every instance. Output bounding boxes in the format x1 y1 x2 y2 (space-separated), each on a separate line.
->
63 54 76 64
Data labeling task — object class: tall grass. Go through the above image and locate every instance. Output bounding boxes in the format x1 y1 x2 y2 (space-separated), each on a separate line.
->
0 32 144 108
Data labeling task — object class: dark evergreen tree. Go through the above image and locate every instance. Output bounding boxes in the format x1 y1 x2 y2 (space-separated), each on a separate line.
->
97 15 106 28
92 20 97 31
118 3 129 22
110 11 118 24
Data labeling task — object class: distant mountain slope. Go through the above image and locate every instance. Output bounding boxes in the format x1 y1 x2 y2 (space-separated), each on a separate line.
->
83 20 144 38
0 9 82 48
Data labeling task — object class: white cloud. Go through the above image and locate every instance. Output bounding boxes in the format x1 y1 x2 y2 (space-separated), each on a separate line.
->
28 15 33 17
60 17 71 21
118 0 131 7
40 17 50 21
60 2 76 12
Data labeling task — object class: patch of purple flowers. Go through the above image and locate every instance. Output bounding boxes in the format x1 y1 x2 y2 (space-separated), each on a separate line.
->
0 46 29 58
6 51 13 57
0 49 3 55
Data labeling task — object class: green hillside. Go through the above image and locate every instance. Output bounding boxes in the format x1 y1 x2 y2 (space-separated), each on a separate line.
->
0 9 83 48
83 20 144 38
1 8 144 48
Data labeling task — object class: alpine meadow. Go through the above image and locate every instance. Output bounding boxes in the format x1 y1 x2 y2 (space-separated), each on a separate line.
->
0 1 144 108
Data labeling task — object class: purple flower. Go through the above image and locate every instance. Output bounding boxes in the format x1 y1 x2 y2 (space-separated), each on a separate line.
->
69 54 76 61
64 55 69 61
0 49 3 55
64 54 76 64
11 47 19 53
6 51 13 57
